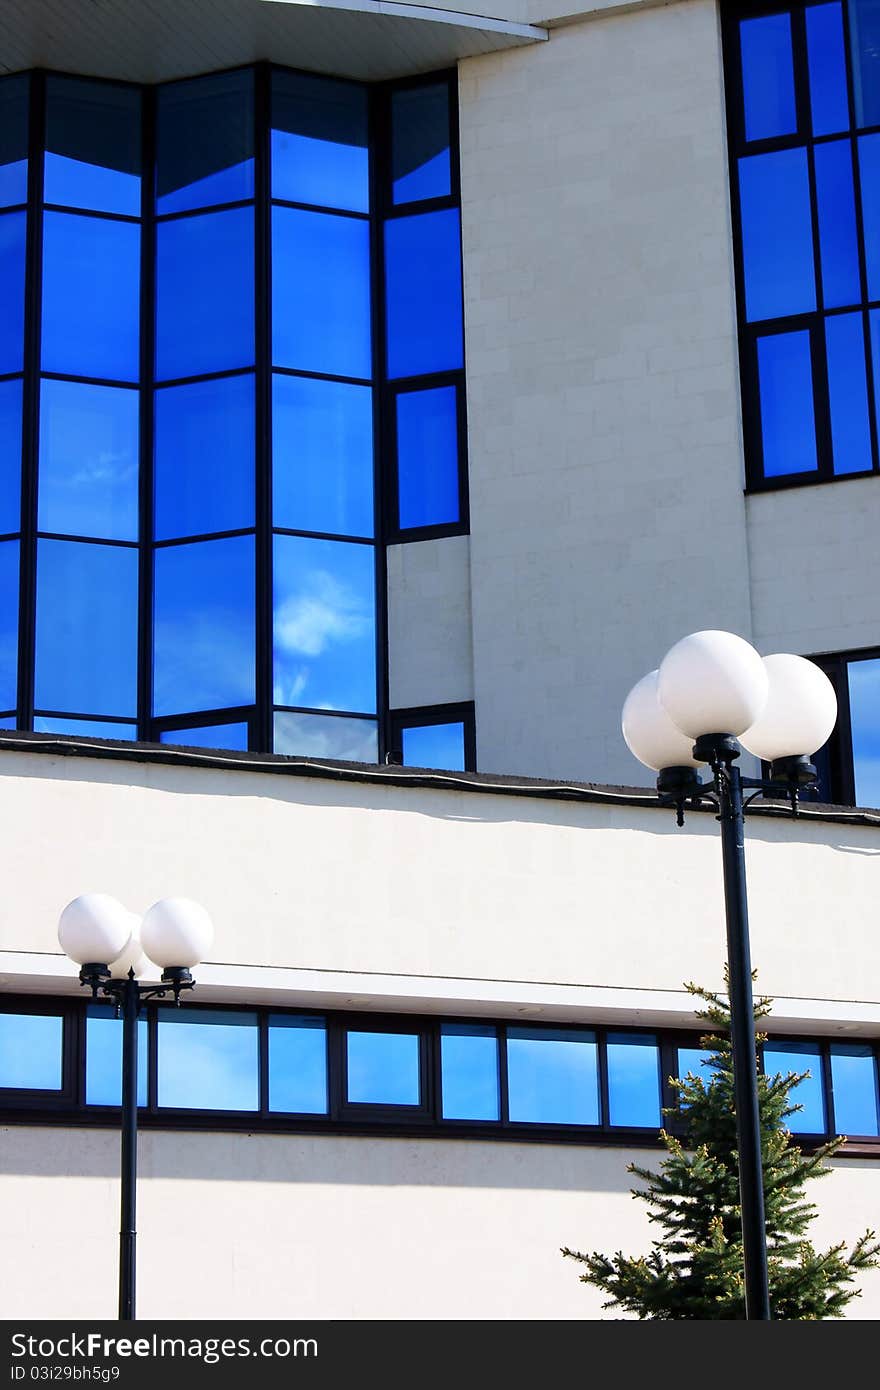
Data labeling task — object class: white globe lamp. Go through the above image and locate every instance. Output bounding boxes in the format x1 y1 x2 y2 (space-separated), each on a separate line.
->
622 670 703 772
58 893 132 968
141 897 214 972
658 630 769 741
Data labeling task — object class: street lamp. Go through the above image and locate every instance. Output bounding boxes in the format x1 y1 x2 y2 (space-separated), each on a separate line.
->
622 630 837 1321
58 893 214 1321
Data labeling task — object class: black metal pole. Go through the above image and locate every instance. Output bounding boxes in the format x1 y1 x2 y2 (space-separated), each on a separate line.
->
119 972 139 1321
716 752 771 1320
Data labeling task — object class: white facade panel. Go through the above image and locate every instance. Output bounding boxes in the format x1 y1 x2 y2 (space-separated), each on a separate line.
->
386 536 475 709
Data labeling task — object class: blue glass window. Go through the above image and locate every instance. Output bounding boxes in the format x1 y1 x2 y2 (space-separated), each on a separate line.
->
156 70 254 215
401 722 465 771
273 710 377 762
34 716 136 739
858 134 880 300
825 313 873 475
44 77 141 217
392 83 451 205
273 535 376 714
85 1008 147 1106
806 4 850 136
0 1012 63 1090
676 1047 715 1082
507 1027 599 1126
0 211 26 375
0 377 22 535
268 1015 328 1114
440 1023 499 1121
830 1043 879 1135
739 151 815 323
756 331 817 477
0 76 28 209
850 0 880 128
848 657 880 808
607 1032 662 1127
38 379 139 540
41 212 140 382
739 14 797 143
764 1041 825 1133
157 1008 259 1111
272 374 373 538
814 141 860 309
159 722 249 751
346 1030 420 1106
272 71 369 214
154 374 255 540
385 209 463 378
155 207 255 381
153 536 255 718
272 206 372 379
396 386 459 530
35 539 137 716
0 541 19 710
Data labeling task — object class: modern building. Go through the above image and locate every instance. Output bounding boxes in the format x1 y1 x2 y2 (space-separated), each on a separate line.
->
0 0 878 1319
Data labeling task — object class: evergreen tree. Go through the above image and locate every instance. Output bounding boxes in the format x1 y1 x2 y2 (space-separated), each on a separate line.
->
562 979 879 1319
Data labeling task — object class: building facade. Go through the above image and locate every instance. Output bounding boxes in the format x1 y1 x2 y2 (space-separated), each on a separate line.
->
0 0 878 1319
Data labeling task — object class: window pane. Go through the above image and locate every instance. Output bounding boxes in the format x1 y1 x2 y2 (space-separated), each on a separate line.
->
158 1008 259 1111
814 141 861 310
0 1013 62 1090
273 710 377 762
739 14 797 143
396 385 459 529
272 206 372 379
440 1023 498 1121
273 535 376 713
0 377 22 535
272 374 373 538
825 313 873 475
764 1041 825 1132
385 209 463 378
346 1030 420 1106
807 4 850 136
155 207 254 381
85 1008 147 1106
757 331 817 477
607 1032 661 1127
401 721 465 771
156 70 254 215
0 75 28 209
507 1027 599 1125
271 71 368 213
676 1047 715 1081
153 536 255 717
0 540 18 709
44 77 140 217
0 211 26 375
35 539 137 716
738 150 816 322
38 379 139 540
857 134 880 299
392 83 452 204
34 716 136 739
41 212 140 381
848 657 880 808
850 0 880 128
268 1015 328 1114
154 374 255 540
159 722 249 751
830 1043 879 1135
0 717 16 728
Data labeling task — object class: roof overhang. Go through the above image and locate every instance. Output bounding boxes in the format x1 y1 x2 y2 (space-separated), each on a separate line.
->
0 0 548 85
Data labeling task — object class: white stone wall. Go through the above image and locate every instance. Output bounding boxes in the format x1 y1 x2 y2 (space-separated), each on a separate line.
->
459 1 753 785
386 537 474 709
1 1125 877 1319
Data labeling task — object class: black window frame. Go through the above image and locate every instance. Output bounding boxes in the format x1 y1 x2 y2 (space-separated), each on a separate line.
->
2 62 468 766
388 700 476 771
1 993 876 1152
809 645 880 806
722 0 880 493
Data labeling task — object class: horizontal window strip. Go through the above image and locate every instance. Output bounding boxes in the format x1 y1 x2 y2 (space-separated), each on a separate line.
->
0 995 877 1149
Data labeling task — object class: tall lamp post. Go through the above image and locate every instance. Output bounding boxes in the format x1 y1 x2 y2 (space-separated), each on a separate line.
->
621 631 838 1322
58 893 214 1321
